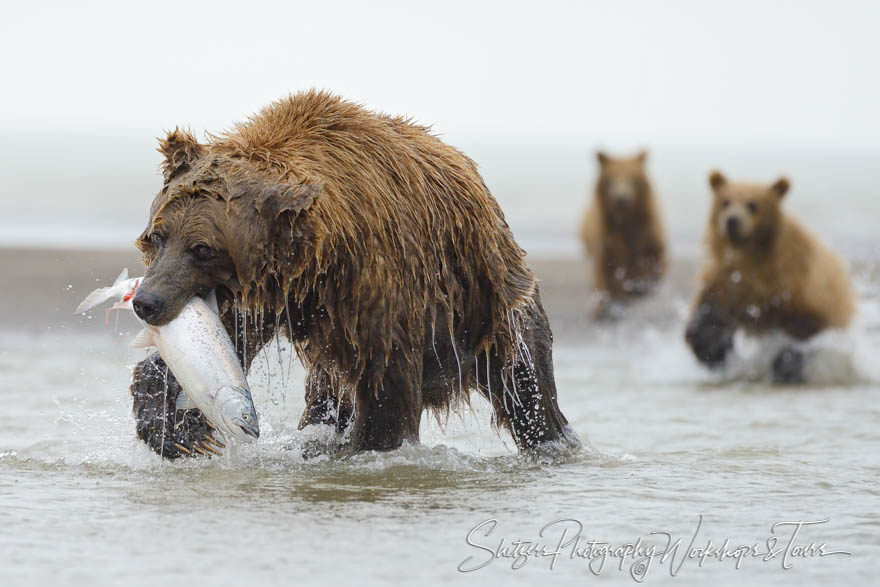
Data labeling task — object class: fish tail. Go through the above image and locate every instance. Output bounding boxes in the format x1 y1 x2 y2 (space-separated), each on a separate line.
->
74 269 135 315
74 286 115 314
112 268 129 286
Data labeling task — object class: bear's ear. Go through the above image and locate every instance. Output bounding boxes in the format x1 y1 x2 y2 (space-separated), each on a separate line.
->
253 182 321 220
635 150 648 164
158 128 204 180
770 177 790 199
708 170 727 191
596 151 609 166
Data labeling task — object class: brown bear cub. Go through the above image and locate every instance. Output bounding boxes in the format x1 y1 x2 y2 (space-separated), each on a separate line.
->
579 150 666 316
685 170 855 382
128 90 579 458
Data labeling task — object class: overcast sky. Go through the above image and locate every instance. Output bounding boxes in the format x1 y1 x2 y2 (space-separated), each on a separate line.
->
2 0 879 148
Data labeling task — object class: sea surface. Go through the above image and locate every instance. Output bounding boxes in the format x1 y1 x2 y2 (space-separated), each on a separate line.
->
0 136 878 585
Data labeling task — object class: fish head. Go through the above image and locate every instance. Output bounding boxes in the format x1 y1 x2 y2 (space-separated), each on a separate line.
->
214 386 260 442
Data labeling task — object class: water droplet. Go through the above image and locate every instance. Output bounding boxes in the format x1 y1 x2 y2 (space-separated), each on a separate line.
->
730 271 741 283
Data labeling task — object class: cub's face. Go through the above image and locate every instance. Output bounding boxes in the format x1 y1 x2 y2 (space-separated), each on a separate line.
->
596 151 651 223
709 171 790 248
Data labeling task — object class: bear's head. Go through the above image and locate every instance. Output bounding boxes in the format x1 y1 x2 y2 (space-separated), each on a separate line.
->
595 150 651 226
708 170 790 250
132 129 319 326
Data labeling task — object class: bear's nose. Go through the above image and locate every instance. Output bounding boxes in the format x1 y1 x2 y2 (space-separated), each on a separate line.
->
132 292 164 323
726 216 741 236
611 193 633 209
609 181 636 208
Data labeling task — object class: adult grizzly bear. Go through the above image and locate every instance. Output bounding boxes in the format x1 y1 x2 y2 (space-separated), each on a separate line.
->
579 150 666 316
129 90 579 458
685 170 854 382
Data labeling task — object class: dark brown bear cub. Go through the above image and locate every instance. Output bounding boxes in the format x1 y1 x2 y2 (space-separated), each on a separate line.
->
579 151 666 317
129 90 579 458
685 170 854 382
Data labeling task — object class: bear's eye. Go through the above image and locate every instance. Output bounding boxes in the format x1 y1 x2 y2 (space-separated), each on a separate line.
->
722 199 731 209
191 245 218 262
747 201 758 214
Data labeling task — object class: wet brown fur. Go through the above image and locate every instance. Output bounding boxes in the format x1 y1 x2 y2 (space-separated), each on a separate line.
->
131 90 577 454
579 151 666 310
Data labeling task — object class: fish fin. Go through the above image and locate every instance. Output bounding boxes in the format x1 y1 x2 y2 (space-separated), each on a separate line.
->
130 327 155 349
74 268 132 314
74 286 113 314
205 289 220 314
175 391 198 412
112 268 129 286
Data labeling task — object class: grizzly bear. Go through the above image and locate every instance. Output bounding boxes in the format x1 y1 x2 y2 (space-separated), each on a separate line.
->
579 150 666 315
685 170 855 382
128 90 579 458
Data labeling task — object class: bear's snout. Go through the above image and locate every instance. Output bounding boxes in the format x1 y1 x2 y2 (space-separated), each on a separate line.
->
726 216 741 238
608 180 636 209
132 291 165 324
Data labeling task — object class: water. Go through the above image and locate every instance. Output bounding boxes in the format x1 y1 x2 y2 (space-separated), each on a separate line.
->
1 249 878 585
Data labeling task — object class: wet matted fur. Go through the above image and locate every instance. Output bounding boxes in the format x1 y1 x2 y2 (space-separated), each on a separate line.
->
129 90 579 456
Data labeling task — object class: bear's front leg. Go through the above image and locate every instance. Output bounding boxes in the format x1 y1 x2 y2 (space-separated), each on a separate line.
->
298 366 353 432
130 353 225 459
297 366 355 459
772 347 805 384
346 359 422 453
685 299 737 368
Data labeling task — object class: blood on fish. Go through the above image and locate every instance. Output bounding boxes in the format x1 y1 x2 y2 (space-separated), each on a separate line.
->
122 280 139 302
106 280 139 326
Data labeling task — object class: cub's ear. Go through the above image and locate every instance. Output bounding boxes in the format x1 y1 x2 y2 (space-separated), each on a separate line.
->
596 151 609 166
771 177 790 198
636 149 648 164
158 128 204 180
708 170 727 191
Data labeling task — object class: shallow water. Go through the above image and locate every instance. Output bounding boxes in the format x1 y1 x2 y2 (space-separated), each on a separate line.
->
1 253 879 586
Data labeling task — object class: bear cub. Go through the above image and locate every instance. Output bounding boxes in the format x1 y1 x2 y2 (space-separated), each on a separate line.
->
686 170 854 382
580 150 666 317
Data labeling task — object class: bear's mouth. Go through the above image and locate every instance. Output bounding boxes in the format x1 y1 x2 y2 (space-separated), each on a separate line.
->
725 217 749 246
726 230 748 246
194 283 238 314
